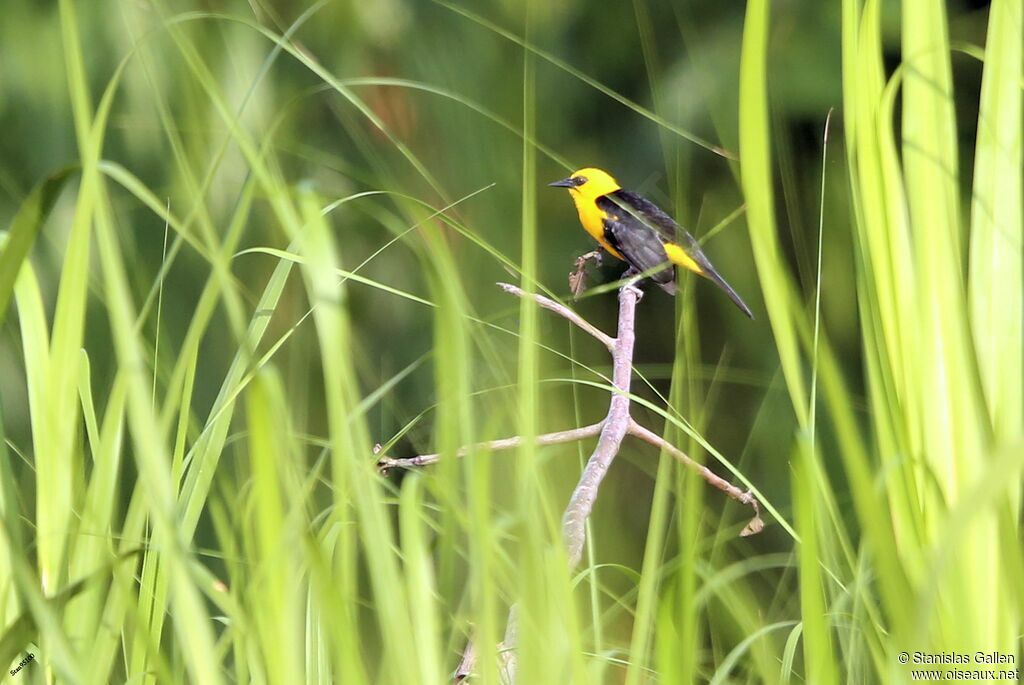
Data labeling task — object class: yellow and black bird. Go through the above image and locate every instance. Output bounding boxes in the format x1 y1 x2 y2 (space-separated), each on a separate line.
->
549 168 753 318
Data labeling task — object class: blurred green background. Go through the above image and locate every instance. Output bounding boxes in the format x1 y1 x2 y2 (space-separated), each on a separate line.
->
0 1 1019 683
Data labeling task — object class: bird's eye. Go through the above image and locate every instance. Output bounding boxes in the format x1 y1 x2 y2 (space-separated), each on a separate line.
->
574 176 587 186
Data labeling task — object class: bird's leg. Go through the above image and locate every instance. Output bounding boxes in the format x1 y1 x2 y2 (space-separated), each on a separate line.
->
569 250 605 299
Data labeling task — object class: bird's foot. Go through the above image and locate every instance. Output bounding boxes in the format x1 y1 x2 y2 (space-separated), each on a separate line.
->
621 268 644 302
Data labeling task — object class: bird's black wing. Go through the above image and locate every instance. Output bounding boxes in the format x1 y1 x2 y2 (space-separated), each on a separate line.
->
602 189 682 244
596 195 676 291
599 190 754 316
600 189 722 275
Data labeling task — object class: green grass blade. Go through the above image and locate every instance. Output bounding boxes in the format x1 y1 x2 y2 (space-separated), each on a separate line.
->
296 186 414 681
792 436 838 685
969 0 1023 445
0 168 74 328
902 0 999 652
739 0 809 426
246 370 306 683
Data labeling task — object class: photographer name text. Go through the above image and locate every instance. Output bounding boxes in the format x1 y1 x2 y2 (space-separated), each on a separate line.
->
905 652 1016 666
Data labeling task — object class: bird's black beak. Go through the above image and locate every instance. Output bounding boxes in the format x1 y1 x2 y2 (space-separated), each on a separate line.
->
548 177 575 188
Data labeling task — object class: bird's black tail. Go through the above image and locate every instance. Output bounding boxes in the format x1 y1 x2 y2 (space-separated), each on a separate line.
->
676 234 754 318
699 262 754 319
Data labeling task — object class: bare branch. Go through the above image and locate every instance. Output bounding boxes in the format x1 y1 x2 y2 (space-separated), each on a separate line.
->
562 285 639 566
453 640 475 683
498 604 518 684
496 282 615 350
386 266 763 683
627 420 763 536
377 423 604 473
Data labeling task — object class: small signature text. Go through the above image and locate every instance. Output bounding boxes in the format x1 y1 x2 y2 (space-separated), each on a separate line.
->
10 653 35 676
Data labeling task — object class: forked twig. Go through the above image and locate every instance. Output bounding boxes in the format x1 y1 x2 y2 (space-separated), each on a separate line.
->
561 284 639 566
627 420 763 536
377 276 763 683
497 282 614 350
378 423 603 473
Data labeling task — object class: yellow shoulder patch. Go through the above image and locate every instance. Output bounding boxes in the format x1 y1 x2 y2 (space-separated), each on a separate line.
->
664 242 703 275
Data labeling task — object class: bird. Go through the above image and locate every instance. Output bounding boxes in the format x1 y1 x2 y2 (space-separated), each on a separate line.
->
549 167 753 318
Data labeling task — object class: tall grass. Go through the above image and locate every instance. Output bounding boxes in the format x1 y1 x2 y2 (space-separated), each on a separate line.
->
0 0 1019 683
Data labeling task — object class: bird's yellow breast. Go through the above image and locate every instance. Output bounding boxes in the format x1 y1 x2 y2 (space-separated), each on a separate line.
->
571 193 623 260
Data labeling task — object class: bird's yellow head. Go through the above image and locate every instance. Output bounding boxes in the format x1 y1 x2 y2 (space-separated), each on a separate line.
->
548 168 621 200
